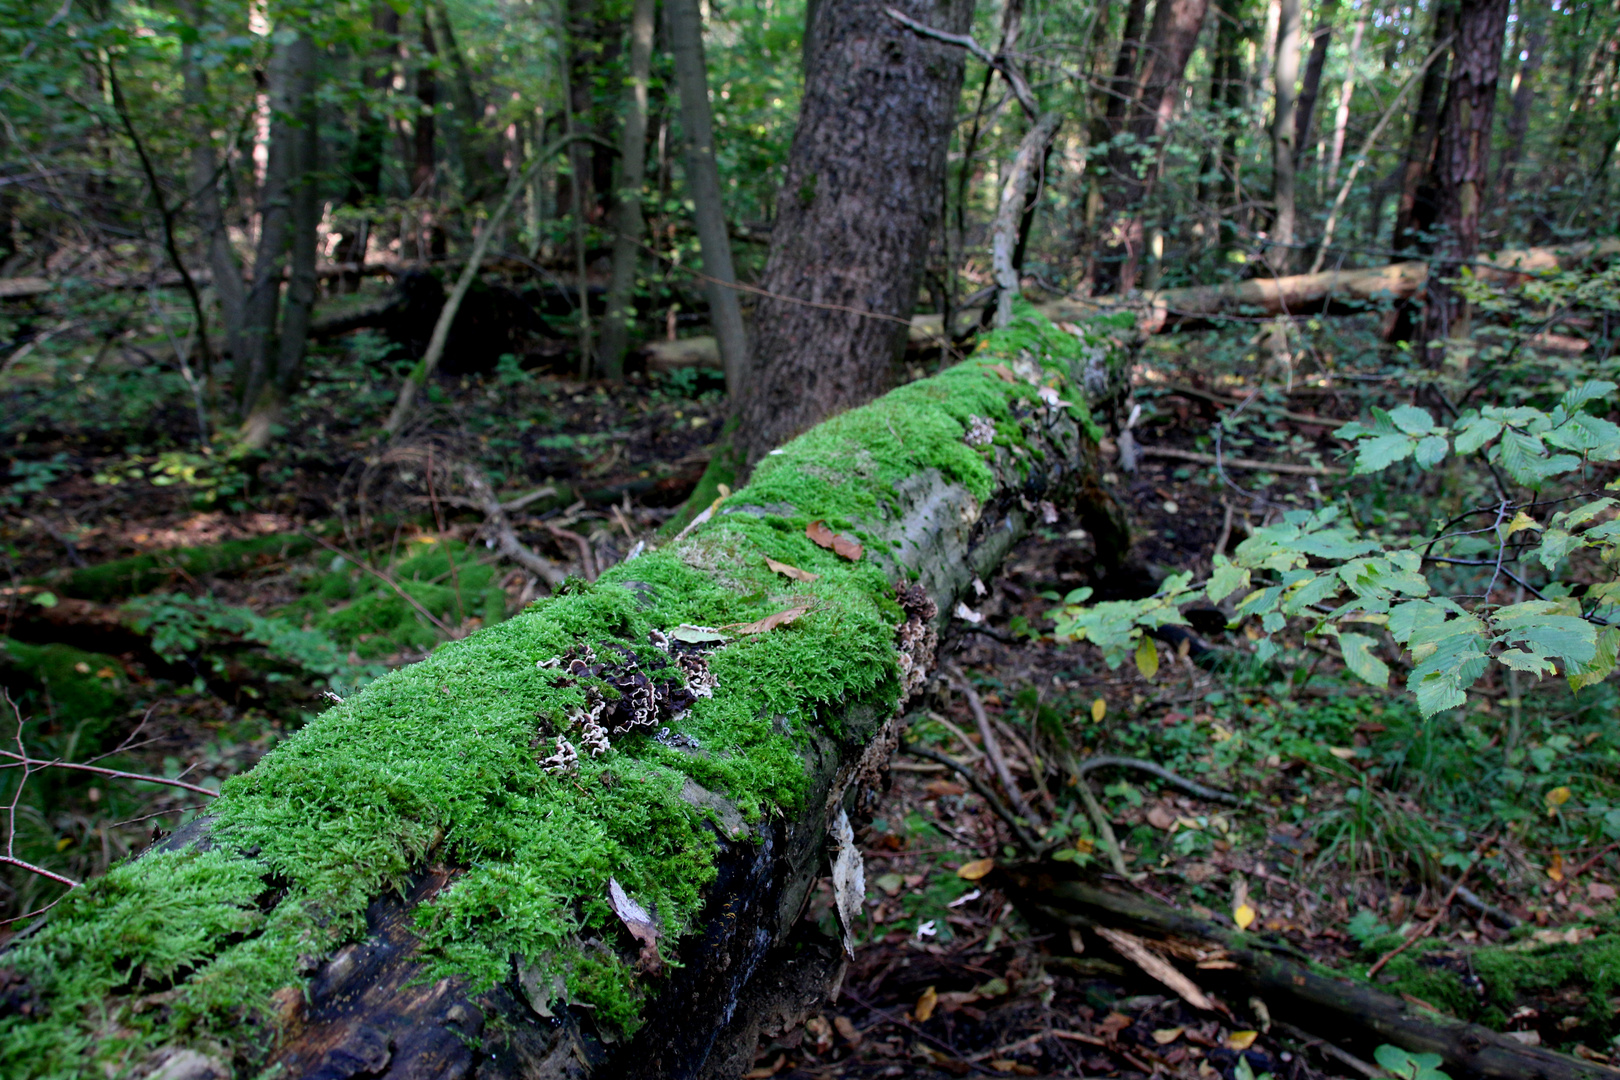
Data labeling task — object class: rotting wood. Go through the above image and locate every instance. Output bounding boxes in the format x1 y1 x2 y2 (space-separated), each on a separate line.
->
0 309 1129 1080
1000 864 1620 1080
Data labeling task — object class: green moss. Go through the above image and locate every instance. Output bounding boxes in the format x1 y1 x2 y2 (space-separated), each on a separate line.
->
0 638 130 746
1382 926 1620 1044
0 308 1120 1078
45 534 317 603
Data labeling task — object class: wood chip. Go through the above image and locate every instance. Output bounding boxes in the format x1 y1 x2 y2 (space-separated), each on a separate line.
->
806 520 863 560
764 556 819 582
1093 925 1218 1012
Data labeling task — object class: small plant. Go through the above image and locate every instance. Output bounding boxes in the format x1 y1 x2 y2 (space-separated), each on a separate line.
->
1374 1044 1451 1080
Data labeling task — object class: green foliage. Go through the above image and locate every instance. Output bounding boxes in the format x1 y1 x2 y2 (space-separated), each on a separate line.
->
1051 381 1620 717
1373 1045 1451 1080
46 534 317 604
0 638 130 744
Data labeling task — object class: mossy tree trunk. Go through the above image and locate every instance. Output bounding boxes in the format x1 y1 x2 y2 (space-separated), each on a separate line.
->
0 312 1127 1080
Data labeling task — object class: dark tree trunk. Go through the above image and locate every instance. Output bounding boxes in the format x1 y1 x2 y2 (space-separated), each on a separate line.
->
732 0 973 470
237 33 298 412
1109 0 1212 291
1211 0 1254 255
414 12 438 196
182 0 247 364
1420 0 1511 357
1085 0 1149 292
597 0 657 379
334 2 397 290
561 0 626 224
275 35 319 397
430 0 495 201
1391 0 1456 258
1292 0 1339 165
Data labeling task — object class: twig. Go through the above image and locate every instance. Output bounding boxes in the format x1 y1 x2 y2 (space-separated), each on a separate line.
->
883 7 1038 120
945 665 1036 824
0 855 81 889
541 521 598 582
1213 499 1235 560
840 986 993 1075
302 531 456 636
0 751 220 798
1274 1021 1386 1079
900 743 1042 854
1569 842 1620 880
1072 765 1135 880
924 710 985 761
1139 445 1345 477
458 466 567 588
1075 755 1242 806
1368 832 1498 977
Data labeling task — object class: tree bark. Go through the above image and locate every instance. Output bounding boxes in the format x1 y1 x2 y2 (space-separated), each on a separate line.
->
665 0 749 399
598 0 657 381
1390 0 1455 258
413 12 438 197
1324 14 1364 189
1292 0 1339 165
1420 0 1511 357
730 0 971 469
1210 0 1254 256
236 32 299 413
275 35 319 398
1267 0 1302 274
429 0 495 201
5 316 1129 1080
335 2 398 290
181 0 246 368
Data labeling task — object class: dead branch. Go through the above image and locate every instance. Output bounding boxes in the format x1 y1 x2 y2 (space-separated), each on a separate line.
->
1075 755 1242 806
457 465 568 588
945 665 1036 825
0 752 219 799
1138 445 1346 476
541 520 599 582
899 741 1041 854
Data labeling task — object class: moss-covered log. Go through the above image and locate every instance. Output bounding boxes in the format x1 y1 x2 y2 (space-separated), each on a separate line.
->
0 311 1128 1080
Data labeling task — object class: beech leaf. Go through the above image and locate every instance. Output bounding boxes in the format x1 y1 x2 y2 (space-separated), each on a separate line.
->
764 556 819 582
727 604 811 635
806 520 864 560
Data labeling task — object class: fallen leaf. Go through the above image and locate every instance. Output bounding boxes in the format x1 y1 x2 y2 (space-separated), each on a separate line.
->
957 858 996 880
830 809 865 957
670 624 728 644
727 604 811 635
806 520 863 561
1153 1028 1185 1045
1547 786 1573 811
1146 805 1177 831
1091 697 1106 722
988 1060 1018 1073
875 872 905 897
764 556 819 583
1548 852 1565 883
1225 1030 1258 1051
1074 837 1095 855
1328 746 1357 760
925 779 966 797
1232 904 1256 931
1588 882 1616 902
915 985 939 1022
607 877 662 974
974 977 1010 998
988 363 1018 383
833 1015 862 1046
741 1054 786 1079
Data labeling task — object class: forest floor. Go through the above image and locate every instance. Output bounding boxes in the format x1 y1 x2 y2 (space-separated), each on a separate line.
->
4 308 1620 1079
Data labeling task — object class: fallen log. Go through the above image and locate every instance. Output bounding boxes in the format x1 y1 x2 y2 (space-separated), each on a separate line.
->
1000 863 1620 1080
0 310 1129 1080
641 237 1620 371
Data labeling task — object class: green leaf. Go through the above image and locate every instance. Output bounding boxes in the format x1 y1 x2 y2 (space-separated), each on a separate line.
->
1339 632 1390 687
1502 617 1598 666
1532 528 1582 571
1354 433 1415 474
1206 555 1250 605
1389 405 1436 435
1374 1043 1451 1080
1560 380 1618 414
1452 415 1503 455
1569 626 1620 691
1414 435 1449 470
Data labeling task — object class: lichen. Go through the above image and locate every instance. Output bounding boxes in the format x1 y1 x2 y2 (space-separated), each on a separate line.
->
0 308 1119 1080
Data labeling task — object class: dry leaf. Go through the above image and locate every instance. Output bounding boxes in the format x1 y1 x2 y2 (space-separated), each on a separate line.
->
1547 852 1565 882
764 556 819 583
806 520 864 560
925 779 965 797
728 604 811 636
1225 1030 1258 1051
1233 903 1256 930
915 985 939 1022
988 363 1018 383
1091 697 1107 722
1146 805 1177 831
957 858 996 881
1153 1028 1185 1045
607 877 662 974
1074 837 1096 855
833 1015 862 1047
1589 882 1616 901
830 809 865 957
1093 925 1218 1012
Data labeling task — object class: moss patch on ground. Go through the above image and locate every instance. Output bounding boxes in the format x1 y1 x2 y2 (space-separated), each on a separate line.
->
0 309 1118 1080
0 638 130 749
45 534 317 604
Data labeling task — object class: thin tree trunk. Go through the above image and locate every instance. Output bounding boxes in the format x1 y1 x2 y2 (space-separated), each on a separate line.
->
414 12 438 196
730 0 972 471
237 32 298 412
559 29 594 375
336 2 397 289
665 0 748 399
1268 0 1302 274
275 35 319 398
597 0 657 380
1324 14 1365 189
182 0 246 367
994 114 1062 327
1420 0 1512 358
1212 0 1253 257
1492 5 1544 214
1088 0 1150 292
429 0 493 200
1293 0 1339 166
